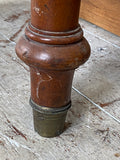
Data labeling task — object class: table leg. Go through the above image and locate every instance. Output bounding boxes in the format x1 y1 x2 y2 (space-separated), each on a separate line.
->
16 0 90 137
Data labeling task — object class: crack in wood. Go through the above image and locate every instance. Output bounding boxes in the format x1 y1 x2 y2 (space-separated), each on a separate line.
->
0 19 30 45
1 112 27 141
4 11 30 22
6 119 27 141
10 19 30 41
99 98 120 107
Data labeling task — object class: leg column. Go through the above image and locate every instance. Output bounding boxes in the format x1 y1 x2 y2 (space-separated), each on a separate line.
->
16 0 90 137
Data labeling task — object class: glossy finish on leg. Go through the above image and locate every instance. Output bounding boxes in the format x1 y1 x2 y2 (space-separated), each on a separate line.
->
16 0 90 137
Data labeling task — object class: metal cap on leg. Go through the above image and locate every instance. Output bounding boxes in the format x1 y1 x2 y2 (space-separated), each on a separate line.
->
30 98 71 138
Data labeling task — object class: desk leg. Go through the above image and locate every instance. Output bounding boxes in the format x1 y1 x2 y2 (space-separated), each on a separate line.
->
16 0 90 137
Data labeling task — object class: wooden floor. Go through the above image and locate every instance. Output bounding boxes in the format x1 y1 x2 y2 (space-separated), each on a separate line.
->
0 0 120 159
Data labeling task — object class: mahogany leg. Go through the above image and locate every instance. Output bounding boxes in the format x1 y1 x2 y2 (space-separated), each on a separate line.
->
16 0 90 137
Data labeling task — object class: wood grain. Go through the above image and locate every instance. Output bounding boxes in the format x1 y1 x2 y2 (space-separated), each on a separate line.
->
79 0 120 36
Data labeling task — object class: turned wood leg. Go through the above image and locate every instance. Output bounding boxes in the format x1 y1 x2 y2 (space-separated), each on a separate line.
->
16 0 90 137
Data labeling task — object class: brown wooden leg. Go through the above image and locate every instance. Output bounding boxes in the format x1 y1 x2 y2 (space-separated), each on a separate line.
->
16 0 90 137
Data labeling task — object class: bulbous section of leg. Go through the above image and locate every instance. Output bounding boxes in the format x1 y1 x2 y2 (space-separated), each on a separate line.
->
16 35 90 71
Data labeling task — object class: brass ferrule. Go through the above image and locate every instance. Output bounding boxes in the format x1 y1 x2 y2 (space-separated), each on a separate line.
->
30 98 71 137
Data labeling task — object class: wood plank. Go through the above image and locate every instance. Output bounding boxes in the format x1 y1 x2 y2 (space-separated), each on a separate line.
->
79 0 120 36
